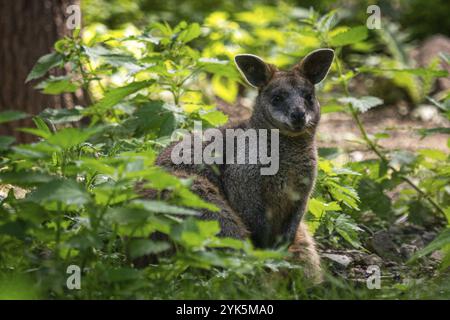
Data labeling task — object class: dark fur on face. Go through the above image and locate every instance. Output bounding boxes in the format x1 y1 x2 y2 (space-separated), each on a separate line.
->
235 49 334 137
256 71 320 136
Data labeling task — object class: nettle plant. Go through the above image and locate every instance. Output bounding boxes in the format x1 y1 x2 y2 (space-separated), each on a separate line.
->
0 22 299 298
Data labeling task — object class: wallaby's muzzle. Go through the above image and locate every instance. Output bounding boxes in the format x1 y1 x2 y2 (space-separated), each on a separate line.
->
289 109 307 129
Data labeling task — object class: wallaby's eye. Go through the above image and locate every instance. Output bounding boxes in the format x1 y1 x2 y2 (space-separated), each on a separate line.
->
304 93 313 104
271 95 283 105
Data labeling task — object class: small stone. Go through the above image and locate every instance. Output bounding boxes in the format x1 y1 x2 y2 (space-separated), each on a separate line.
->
370 230 400 262
412 104 439 122
363 254 383 266
430 250 443 262
350 151 364 162
397 101 409 116
400 244 419 260
422 231 437 244
322 253 353 268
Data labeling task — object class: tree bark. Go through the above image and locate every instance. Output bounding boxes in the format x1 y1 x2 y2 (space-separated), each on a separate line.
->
0 0 88 143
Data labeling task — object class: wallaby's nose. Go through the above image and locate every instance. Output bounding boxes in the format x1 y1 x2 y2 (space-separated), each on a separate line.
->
290 110 306 126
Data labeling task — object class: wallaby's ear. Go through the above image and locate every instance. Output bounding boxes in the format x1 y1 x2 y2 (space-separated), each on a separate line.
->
234 54 274 88
295 48 334 84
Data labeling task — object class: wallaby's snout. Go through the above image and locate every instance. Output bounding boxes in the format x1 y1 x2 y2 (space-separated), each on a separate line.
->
290 108 306 129
235 49 334 135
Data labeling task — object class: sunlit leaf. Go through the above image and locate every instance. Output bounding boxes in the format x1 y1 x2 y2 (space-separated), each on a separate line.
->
91 80 153 111
178 23 202 43
35 76 79 95
329 26 368 47
338 96 383 113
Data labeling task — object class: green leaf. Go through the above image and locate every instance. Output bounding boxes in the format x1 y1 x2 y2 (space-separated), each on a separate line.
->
178 23 201 43
426 96 449 111
66 232 102 250
40 106 84 124
318 147 340 159
198 58 240 79
338 96 383 113
91 80 153 111
317 10 339 34
389 150 417 169
84 46 138 66
0 111 28 124
307 198 341 234
445 207 450 226
0 136 15 151
410 228 450 262
308 198 341 218
128 239 170 259
358 178 392 219
123 101 178 138
172 219 220 248
321 104 345 114
334 214 362 248
35 77 78 95
33 116 52 137
418 127 450 137
46 127 99 149
212 74 238 103
27 179 90 205
18 128 50 139
0 171 54 187
177 188 219 212
200 110 228 126
208 237 246 250
0 221 27 239
26 52 64 82
102 268 141 282
360 67 448 78
18 116 52 139
106 207 150 225
327 181 360 209
408 200 435 225
329 26 368 47
130 199 199 215
418 148 447 161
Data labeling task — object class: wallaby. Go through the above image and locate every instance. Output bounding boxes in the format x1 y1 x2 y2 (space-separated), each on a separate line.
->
154 48 335 280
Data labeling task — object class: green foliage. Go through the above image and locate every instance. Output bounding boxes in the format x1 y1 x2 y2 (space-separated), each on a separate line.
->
338 96 383 113
1 3 450 299
26 52 64 82
329 26 368 47
0 110 29 124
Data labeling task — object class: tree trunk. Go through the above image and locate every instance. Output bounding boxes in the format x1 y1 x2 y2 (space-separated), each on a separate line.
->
0 0 88 143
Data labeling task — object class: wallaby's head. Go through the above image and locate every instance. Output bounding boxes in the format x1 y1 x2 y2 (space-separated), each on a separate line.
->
235 49 334 136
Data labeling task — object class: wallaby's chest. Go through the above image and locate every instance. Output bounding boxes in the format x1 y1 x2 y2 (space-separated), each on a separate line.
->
221 145 317 238
263 158 316 226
